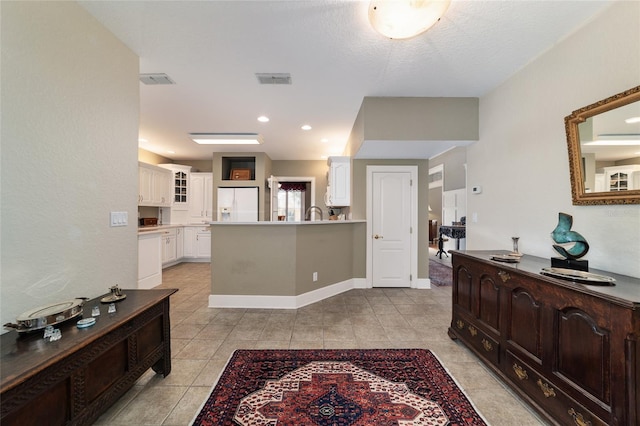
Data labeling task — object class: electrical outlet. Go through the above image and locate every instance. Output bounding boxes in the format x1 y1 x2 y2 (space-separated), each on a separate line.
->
312 272 318 282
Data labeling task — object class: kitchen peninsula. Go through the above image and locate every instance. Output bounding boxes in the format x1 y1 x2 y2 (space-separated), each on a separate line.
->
209 220 366 309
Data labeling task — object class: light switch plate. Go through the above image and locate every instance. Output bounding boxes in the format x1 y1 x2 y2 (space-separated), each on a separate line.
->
110 211 128 227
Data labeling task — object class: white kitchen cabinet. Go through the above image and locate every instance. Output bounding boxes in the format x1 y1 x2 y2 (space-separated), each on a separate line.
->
138 232 162 289
195 228 211 258
161 228 177 266
189 173 213 222
158 164 191 210
326 156 350 207
176 227 184 259
183 226 211 260
138 162 171 207
603 165 640 191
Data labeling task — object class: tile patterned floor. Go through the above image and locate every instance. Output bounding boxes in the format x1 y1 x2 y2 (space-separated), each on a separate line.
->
94 262 548 425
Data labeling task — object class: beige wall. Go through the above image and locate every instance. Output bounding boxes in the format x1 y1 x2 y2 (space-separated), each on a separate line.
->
138 148 171 165
346 97 478 157
1 2 139 328
468 1 640 277
211 223 364 296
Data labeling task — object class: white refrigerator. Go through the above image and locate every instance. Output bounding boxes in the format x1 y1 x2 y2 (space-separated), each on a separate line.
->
217 187 259 222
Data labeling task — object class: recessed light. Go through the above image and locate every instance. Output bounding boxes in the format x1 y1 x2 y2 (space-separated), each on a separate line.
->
301 125 312 131
625 116 640 124
257 116 270 123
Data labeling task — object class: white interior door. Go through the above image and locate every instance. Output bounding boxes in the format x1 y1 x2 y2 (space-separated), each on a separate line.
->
368 167 415 288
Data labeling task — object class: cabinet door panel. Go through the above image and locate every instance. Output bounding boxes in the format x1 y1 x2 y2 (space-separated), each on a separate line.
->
478 274 500 331
508 288 543 360
453 265 473 313
556 308 611 405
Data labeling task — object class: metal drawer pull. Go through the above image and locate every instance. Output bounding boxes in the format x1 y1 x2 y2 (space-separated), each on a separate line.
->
468 325 478 336
513 363 528 380
456 319 464 329
481 338 493 352
567 408 591 426
537 379 556 398
498 270 511 282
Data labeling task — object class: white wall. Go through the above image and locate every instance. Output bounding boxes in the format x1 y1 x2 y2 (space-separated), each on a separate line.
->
467 1 640 277
1 2 139 328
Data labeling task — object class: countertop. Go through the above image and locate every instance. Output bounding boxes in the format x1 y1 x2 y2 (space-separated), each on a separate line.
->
137 223 210 234
208 220 366 225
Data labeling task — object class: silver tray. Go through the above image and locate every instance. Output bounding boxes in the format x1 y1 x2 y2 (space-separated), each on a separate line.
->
491 254 521 263
4 298 87 333
540 267 616 286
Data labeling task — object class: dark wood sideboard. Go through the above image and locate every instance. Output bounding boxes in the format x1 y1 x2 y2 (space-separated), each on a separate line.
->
449 251 639 426
1 288 177 426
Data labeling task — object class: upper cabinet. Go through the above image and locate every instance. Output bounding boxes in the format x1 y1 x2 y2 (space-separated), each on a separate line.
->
326 156 350 207
189 172 213 222
603 165 640 192
138 162 171 207
158 164 192 210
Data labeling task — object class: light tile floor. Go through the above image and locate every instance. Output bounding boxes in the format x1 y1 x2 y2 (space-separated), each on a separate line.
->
95 262 548 425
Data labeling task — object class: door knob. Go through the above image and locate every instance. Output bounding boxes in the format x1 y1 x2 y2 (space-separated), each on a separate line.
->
374 234 383 239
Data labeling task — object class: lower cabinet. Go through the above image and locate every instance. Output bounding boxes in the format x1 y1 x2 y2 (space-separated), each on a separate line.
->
183 226 211 260
449 251 639 426
138 232 162 289
161 228 178 267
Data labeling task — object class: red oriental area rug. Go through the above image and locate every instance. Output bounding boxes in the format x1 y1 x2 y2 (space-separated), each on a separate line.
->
192 349 487 426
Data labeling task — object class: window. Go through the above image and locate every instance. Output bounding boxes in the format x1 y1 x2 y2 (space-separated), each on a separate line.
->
278 187 305 222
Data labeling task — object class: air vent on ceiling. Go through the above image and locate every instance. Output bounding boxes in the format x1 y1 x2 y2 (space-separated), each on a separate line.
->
255 73 292 85
139 73 175 85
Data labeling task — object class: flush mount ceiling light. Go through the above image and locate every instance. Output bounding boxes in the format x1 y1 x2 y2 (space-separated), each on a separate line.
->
301 125 312 131
190 133 263 145
368 0 451 40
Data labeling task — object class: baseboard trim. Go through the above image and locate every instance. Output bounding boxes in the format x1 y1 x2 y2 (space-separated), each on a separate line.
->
415 278 431 289
209 279 360 309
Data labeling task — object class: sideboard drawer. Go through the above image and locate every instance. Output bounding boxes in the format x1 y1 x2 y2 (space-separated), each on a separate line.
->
505 351 607 426
453 314 500 365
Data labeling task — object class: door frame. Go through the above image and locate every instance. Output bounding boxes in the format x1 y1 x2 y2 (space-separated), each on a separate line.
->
366 165 418 288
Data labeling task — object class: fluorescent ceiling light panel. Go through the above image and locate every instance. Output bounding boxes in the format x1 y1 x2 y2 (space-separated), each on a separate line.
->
190 133 263 145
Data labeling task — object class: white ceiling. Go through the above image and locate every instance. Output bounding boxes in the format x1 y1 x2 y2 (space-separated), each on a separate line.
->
78 0 612 161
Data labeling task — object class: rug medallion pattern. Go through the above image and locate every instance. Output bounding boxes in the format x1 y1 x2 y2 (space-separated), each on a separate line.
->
234 361 447 425
193 349 486 426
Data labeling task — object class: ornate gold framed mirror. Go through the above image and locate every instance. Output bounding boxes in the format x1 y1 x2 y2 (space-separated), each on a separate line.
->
565 85 640 205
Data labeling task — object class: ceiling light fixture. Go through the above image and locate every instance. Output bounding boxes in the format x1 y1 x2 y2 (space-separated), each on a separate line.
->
301 125 312 131
190 133 263 145
368 0 451 40
625 116 640 124
257 116 270 123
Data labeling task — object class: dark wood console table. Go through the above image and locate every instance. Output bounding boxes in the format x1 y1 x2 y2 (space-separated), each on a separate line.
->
449 251 639 426
1 288 177 426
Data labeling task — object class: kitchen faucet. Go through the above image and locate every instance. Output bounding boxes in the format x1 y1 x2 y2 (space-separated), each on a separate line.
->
305 206 323 221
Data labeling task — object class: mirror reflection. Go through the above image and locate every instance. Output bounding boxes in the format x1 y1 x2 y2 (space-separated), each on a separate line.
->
579 100 640 193
565 85 640 205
